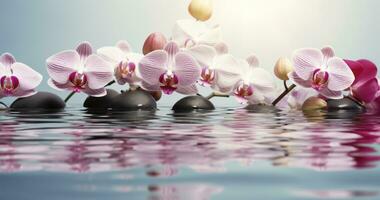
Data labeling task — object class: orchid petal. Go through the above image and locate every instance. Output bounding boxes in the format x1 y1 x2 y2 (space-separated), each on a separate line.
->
292 48 323 80
246 55 260 68
47 79 68 90
344 59 364 86
0 53 16 68
288 87 318 109
213 54 242 93
12 90 37 98
76 42 92 60
327 57 355 91
46 50 80 84
319 87 343 99
116 40 131 53
176 84 198 95
185 45 216 68
164 42 180 60
174 52 201 86
352 78 379 103
321 46 335 61
288 71 312 88
84 55 114 89
356 59 378 85
11 62 42 91
138 50 168 85
198 25 222 46
97 47 125 64
250 67 276 91
0 63 6 76
214 42 228 55
82 87 107 97
141 81 161 91
246 89 265 105
172 19 205 46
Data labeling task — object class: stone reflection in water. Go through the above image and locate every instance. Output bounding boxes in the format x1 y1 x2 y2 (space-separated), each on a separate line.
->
0 109 380 174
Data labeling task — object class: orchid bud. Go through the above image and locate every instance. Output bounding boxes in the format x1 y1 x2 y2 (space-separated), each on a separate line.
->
274 57 294 80
302 97 327 111
188 0 213 21
142 32 167 55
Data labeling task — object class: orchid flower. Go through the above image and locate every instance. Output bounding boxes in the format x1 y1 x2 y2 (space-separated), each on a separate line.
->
46 42 114 97
172 19 222 49
211 54 276 104
138 41 201 95
345 59 379 103
288 46 355 99
184 44 233 88
97 41 143 88
0 53 42 98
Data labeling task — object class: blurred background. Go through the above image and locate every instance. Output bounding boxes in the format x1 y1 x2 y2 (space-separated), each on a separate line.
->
1 0 379 107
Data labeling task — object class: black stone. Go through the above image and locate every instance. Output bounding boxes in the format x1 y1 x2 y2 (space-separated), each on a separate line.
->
10 92 65 111
172 96 215 112
245 104 278 113
110 90 157 111
327 97 364 112
83 89 119 109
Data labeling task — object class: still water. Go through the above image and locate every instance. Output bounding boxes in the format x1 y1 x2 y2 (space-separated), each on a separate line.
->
1 107 380 200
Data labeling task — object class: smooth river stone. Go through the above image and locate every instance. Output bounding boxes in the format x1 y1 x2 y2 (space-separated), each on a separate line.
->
83 89 119 109
172 96 215 112
110 90 157 111
10 92 65 111
326 97 364 111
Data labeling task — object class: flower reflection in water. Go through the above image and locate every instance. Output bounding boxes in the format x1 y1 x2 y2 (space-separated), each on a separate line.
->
1 108 380 199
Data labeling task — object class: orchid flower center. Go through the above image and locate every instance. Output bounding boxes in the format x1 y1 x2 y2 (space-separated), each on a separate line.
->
311 69 329 91
68 72 87 92
0 76 19 95
159 72 179 95
234 83 254 104
116 61 136 79
184 38 196 48
199 67 215 86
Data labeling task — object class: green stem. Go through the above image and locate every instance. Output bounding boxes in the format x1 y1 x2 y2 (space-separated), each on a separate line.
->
64 80 116 103
272 84 296 106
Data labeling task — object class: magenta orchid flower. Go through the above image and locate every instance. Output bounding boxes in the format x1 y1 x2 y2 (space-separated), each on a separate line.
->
97 41 143 88
210 54 276 104
0 53 42 98
46 42 114 97
138 41 201 95
289 46 355 99
172 19 222 49
184 44 233 88
345 59 379 103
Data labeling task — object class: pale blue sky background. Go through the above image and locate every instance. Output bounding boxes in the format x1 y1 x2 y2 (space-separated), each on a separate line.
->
1 0 379 107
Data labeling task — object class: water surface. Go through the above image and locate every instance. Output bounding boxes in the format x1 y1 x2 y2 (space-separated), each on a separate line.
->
1 107 380 200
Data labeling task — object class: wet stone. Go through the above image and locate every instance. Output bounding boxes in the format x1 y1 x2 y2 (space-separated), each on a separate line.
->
83 89 119 109
10 92 65 111
245 104 278 113
172 96 215 112
110 90 157 111
327 97 364 112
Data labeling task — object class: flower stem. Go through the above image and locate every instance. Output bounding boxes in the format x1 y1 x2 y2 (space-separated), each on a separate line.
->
283 80 289 91
347 95 365 109
64 80 116 103
272 84 296 106
0 101 8 108
206 92 230 100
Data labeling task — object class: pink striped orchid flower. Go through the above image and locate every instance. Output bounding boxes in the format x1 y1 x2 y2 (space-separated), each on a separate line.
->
288 46 355 99
138 41 201 95
0 53 42 98
97 40 143 88
207 54 276 105
46 42 114 97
